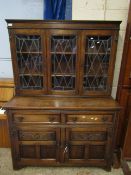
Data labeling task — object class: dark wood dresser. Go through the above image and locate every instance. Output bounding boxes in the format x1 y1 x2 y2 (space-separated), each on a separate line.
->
4 20 121 171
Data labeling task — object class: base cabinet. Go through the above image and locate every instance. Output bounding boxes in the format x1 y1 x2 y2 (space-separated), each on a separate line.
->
8 110 117 171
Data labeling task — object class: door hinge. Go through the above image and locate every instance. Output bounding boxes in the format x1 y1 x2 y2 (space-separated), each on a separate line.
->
115 34 118 42
129 72 131 79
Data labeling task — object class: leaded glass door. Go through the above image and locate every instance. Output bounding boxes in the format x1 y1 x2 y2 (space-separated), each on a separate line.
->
47 30 80 95
11 30 47 95
80 31 116 96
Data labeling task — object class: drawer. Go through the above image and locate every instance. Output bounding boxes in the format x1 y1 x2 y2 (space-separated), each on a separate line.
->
13 114 60 123
66 114 113 123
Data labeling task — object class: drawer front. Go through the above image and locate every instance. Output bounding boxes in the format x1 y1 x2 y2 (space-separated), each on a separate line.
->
66 114 113 124
13 114 60 123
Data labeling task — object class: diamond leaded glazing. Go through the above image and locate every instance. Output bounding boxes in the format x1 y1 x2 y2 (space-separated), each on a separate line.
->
83 36 112 91
15 35 43 89
51 35 76 90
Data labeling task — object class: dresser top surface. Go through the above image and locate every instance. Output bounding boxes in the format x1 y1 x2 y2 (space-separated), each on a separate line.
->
5 19 121 30
6 19 121 24
3 96 121 111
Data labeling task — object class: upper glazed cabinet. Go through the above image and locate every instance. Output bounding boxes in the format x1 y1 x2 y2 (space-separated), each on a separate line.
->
7 20 121 96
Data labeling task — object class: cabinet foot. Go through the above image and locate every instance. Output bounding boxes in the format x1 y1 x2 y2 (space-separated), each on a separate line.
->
104 166 111 172
13 164 26 170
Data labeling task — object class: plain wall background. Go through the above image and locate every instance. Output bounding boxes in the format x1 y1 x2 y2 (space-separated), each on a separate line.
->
0 0 43 77
0 0 130 98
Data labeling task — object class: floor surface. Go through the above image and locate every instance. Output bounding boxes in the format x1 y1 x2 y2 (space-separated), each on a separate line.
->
0 148 130 175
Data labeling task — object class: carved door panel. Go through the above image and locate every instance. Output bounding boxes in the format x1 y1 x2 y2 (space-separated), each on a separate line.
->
15 127 61 165
64 126 113 169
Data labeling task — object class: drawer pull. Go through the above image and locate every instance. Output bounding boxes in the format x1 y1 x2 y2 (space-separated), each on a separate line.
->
102 117 108 122
34 133 40 140
15 116 24 122
72 117 77 122
49 116 55 122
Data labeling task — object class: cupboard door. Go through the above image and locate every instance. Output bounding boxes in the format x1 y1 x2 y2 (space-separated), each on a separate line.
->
80 30 118 96
64 126 113 169
15 127 61 165
10 29 47 95
47 30 80 95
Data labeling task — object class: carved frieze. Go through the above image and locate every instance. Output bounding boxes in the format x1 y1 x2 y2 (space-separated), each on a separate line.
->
19 131 56 141
71 132 107 141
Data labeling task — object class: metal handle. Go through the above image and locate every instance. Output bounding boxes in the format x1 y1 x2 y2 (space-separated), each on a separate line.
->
63 143 69 161
72 117 77 122
64 144 68 154
49 116 55 122
102 116 108 122
15 116 24 122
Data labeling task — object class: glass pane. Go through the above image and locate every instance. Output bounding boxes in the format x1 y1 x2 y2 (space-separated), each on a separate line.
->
51 35 77 90
83 36 112 91
19 75 43 89
15 35 44 89
51 36 76 53
16 35 41 52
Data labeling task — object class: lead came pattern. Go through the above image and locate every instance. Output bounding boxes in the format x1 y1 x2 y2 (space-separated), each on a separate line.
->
52 76 75 90
17 54 42 74
52 54 75 74
15 35 43 89
84 36 112 91
16 35 41 52
51 36 76 52
19 75 43 89
51 36 76 90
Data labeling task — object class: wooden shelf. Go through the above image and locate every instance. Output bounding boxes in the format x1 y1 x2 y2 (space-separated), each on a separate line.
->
17 51 42 54
19 74 43 76
84 74 108 77
51 52 76 54
52 73 75 77
85 52 110 55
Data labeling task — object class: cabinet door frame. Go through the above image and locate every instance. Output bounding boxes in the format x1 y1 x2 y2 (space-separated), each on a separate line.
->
79 30 118 96
9 124 61 166
46 29 81 95
10 29 48 95
64 125 113 169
